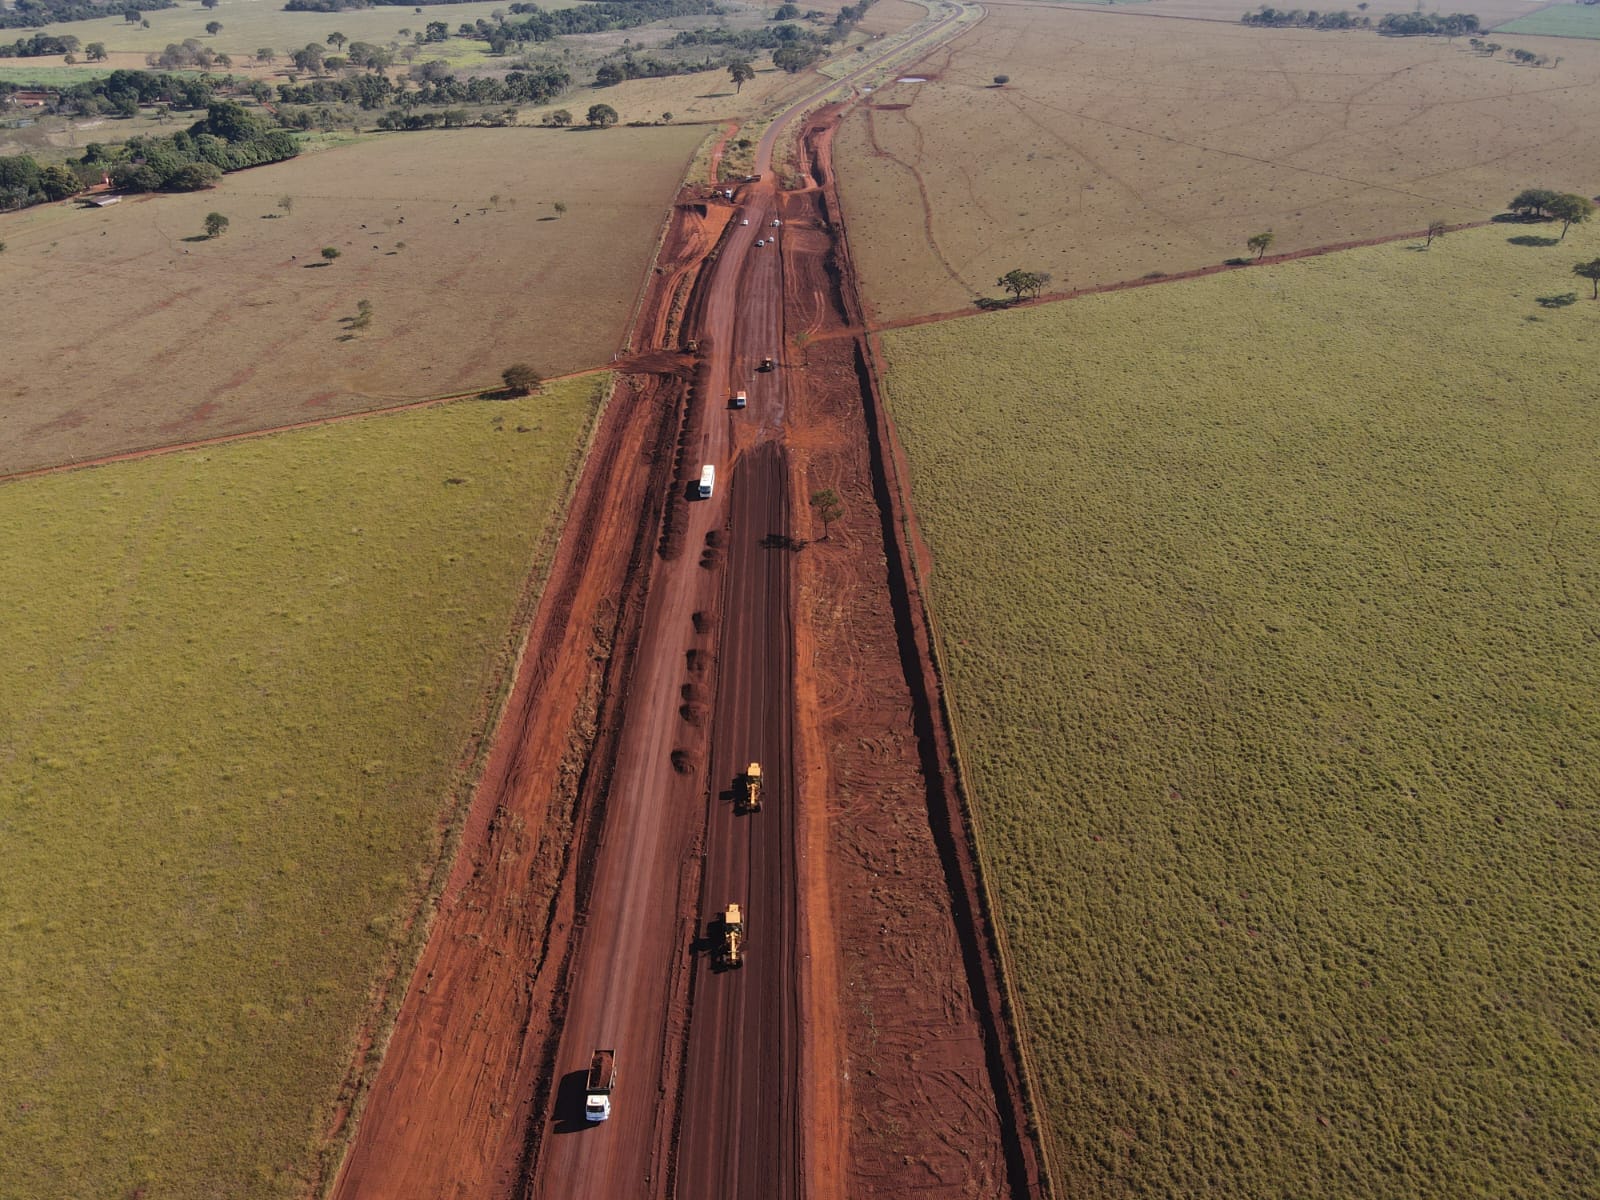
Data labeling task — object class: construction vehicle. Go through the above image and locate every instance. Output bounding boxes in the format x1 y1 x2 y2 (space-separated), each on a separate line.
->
585 1049 617 1122
719 903 745 969
740 762 763 812
733 390 747 409
760 356 774 372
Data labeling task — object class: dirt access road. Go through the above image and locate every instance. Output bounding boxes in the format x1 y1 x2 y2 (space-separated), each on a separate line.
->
329 3 1034 1197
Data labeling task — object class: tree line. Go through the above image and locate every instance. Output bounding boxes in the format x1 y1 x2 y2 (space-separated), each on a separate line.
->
0 99 296 212
1239 7 1480 35
0 0 170 31
1239 8 1371 30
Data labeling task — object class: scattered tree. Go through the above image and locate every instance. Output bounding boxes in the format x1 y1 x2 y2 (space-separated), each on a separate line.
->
996 268 1051 300
202 0 218 8
85 42 107 61
1424 219 1447 247
586 102 619 127
729 60 755 92
349 297 374 331
124 9 141 22
546 108 573 126
257 47 275 63
993 74 1010 86
1548 192 1594 239
327 31 347 50
661 111 673 123
502 363 542 394
1247 230 1275 260
553 200 568 216
204 211 229 238
205 20 223 36
1573 257 1600 300
277 194 294 216
321 246 341 263
810 488 844 540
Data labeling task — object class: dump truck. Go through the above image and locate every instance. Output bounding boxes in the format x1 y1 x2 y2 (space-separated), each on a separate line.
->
740 762 763 812
720 903 745 969
585 1049 616 1122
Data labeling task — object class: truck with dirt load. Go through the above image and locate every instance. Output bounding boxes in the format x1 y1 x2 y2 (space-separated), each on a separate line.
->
719 903 745 969
585 1049 616 1122
740 763 762 812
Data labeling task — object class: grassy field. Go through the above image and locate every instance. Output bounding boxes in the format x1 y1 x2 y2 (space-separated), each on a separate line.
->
0 123 699 475
881 225 1600 1198
834 6 1600 319
1495 3 1600 37
0 374 606 1200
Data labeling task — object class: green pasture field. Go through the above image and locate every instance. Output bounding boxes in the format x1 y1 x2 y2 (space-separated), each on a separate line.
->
881 225 1600 1198
26 0 577 60
0 375 606 1200
1494 3 1600 37
0 65 116 85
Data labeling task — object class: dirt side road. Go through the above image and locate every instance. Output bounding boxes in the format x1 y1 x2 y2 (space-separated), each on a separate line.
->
782 107 1046 1198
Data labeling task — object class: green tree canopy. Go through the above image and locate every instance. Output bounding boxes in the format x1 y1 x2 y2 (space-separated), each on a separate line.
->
1573 257 1600 300
1247 230 1275 259
1548 193 1594 239
586 102 618 127
204 211 229 238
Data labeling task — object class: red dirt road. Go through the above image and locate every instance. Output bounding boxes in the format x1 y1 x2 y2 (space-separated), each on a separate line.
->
328 7 1043 1199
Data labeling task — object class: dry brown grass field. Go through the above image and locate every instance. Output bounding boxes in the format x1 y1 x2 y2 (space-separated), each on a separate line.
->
834 7 1600 319
0 125 700 475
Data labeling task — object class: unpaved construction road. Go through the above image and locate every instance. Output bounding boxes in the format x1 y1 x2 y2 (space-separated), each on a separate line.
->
330 5 1042 1197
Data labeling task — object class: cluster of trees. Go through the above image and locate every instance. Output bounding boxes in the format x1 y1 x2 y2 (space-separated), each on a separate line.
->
1468 38 1554 64
99 100 298 193
0 31 83 56
1239 8 1370 29
1376 11 1479 35
284 0 481 10
146 37 234 70
1510 187 1595 237
0 0 169 30
0 154 88 211
29 69 232 119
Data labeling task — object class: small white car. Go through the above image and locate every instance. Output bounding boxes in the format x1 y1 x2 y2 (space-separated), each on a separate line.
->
771 219 782 227
756 238 766 247
741 218 749 225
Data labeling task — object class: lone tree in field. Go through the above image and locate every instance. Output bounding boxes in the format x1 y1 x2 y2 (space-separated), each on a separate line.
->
277 194 294 216
553 200 568 217
204 212 229 238
86 42 107 61
586 103 619 128
546 108 573 126
810 488 844 540
729 60 755 92
1247 230 1275 260
327 31 347 50
205 20 223 36
502 363 541 395
1548 192 1594 239
997 268 1051 301
1425 219 1448 247
993 74 1010 86
321 246 341 263
1573 258 1600 299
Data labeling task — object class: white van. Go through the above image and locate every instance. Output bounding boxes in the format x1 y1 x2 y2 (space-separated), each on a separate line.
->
698 464 715 499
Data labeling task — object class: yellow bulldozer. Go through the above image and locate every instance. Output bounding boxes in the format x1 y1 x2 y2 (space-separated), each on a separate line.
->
740 762 763 813
720 903 745 969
